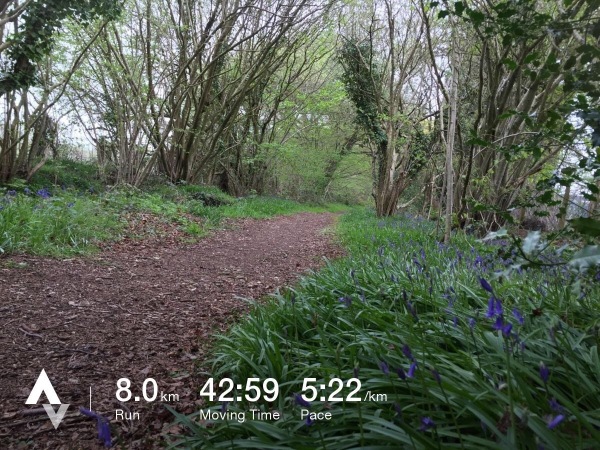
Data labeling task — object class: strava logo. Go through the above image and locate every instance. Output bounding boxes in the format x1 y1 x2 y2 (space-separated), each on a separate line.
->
25 369 70 429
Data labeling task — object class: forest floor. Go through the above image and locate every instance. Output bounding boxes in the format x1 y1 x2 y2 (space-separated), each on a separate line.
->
0 212 342 449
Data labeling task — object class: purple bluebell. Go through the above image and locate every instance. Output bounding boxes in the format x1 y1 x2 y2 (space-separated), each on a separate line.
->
305 416 314 426
294 393 311 408
80 407 111 447
549 398 564 413
539 363 549 384
493 316 504 331
468 318 476 330
396 367 406 380
431 369 441 384
221 402 229 412
7 190 16 196
393 403 402 417
547 414 565 429
24 187 31 195
353 367 359 378
512 308 524 325
479 277 494 293
494 298 503 316
418 417 436 431
485 297 495 318
502 322 513 337
407 362 417 378
67 202 75 208
379 361 389 375
36 188 51 199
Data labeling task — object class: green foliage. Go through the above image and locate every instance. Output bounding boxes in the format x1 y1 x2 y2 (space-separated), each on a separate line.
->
170 209 600 449
338 40 386 145
0 178 346 256
0 0 122 95
28 159 104 193
0 189 121 256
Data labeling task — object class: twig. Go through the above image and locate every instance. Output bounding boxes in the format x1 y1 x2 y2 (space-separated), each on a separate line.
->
18 328 44 339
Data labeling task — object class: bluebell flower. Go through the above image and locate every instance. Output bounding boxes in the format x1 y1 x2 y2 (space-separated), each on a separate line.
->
79 407 111 447
502 322 513 337
379 361 389 375
221 402 229 412
512 308 524 325
7 190 16 196
547 414 565 429
479 277 494 293
493 316 504 331
393 403 402 417
36 188 51 199
67 202 75 208
418 417 436 431
305 416 314 426
407 362 417 378
24 187 31 195
396 367 406 380
353 367 359 378
485 297 495 318
549 398 564 413
431 369 441 384
294 393 311 408
468 318 476 330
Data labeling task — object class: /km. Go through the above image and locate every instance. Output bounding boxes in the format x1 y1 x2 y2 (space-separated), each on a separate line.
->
363 391 387 402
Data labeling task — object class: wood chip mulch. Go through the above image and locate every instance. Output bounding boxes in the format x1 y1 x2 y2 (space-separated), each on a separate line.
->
0 212 343 449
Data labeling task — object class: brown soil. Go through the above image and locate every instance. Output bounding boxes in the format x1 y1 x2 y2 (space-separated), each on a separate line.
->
0 212 342 449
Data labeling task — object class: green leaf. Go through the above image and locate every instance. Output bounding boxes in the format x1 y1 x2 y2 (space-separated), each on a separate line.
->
454 1 465 15
467 10 486 27
438 10 450 19
502 58 518 70
524 52 539 64
570 218 600 238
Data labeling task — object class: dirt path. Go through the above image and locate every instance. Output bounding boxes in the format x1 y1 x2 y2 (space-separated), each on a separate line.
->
0 212 341 449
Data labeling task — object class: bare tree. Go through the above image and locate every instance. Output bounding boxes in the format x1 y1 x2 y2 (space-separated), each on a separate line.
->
339 0 434 216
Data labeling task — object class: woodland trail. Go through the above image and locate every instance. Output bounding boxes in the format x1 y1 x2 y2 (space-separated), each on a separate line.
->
0 212 341 449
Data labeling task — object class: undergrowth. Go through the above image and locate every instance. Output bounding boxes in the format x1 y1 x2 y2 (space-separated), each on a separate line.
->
168 209 600 450
0 171 346 256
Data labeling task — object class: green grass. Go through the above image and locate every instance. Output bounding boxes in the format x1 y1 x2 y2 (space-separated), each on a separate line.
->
168 209 600 450
0 189 122 256
0 182 347 257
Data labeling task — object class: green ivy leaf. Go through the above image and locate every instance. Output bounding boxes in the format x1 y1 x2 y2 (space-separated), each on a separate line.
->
454 1 465 15
570 218 600 238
